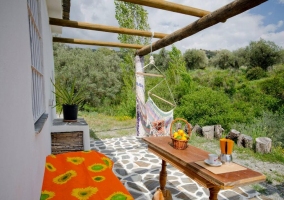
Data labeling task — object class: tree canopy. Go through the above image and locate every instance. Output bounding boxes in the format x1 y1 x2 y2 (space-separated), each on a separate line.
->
246 39 282 70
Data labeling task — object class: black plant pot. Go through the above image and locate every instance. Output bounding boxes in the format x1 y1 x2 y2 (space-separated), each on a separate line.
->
63 104 78 122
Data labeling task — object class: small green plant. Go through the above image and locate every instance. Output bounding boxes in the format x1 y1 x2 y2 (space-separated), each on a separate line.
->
246 67 267 80
252 184 267 194
89 129 99 140
264 172 273 184
51 78 86 113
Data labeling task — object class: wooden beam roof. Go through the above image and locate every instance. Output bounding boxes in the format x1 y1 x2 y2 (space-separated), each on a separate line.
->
49 18 167 39
118 0 210 18
53 37 144 49
62 0 70 20
136 0 267 56
53 0 267 54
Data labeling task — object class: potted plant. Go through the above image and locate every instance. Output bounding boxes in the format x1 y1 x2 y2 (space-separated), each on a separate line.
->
51 78 85 122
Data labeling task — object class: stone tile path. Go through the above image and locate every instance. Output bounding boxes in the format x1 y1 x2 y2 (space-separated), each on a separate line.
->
90 136 262 200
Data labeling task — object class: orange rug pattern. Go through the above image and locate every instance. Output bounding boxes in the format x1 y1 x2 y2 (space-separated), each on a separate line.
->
40 150 133 200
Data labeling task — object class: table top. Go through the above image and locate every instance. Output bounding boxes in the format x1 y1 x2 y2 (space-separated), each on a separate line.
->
142 136 266 189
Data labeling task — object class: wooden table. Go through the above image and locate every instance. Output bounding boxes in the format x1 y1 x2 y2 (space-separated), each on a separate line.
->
142 136 266 200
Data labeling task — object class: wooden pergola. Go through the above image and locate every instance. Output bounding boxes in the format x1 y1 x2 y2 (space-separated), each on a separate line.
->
52 1 268 200
52 0 267 56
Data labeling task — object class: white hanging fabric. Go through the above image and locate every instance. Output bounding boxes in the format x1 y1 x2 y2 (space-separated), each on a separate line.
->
136 31 176 137
145 97 174 136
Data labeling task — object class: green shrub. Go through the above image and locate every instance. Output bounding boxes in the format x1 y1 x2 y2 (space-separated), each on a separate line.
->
258 73 284 112
246 67 267 80
223 78 236 97
114 91 136 118
212 76 223 88
83 104 96 112
175 87 233 129
234 83 278 116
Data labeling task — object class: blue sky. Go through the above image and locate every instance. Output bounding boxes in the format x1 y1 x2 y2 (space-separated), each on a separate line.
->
249 0 284 32
63 0 284 52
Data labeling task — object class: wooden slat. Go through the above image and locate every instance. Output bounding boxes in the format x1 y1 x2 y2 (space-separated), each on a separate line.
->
136 72 164 78
51 132 84 154
149 93 175 107
136 0 267 56
49 18 167 39
119 0 210 18
31 65 43 76
53 37 144 49
27 4 41 39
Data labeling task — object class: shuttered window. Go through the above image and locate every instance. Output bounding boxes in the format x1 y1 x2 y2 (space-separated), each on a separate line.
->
27 0 45 122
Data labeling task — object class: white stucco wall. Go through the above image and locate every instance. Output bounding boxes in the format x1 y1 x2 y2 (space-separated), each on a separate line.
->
0 0 56 199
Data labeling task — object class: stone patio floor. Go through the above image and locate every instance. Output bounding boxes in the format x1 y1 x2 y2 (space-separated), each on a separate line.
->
90 136 263 200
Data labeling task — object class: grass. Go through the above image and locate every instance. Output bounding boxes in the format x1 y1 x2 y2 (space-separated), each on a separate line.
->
79 111 136 139
233 144 284 164
81 111 284 164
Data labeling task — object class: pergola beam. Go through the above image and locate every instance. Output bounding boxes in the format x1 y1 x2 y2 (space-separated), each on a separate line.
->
53 37 144 49
119 0 210 18
50 18 167 39
136 0 267 56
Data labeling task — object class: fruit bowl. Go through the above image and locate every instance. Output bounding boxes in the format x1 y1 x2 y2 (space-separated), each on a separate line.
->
170 118 191 150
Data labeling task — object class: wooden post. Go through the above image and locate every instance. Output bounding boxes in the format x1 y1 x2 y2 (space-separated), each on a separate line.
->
202 125 215 140
227 129 241 141
192 124 202 136
237 134 253 148
256 137 272 153
214 125 224 139
136 55 146 137
136 0 267 56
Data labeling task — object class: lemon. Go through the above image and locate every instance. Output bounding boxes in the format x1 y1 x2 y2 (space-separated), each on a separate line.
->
173 132 178 138
181 136 187 141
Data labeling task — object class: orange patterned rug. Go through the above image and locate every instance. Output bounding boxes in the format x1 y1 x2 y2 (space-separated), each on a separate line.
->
40 150 133 200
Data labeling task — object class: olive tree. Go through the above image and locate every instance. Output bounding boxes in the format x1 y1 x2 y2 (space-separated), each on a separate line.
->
210 49 238 69
232 47 249 67
246 39 281 70
183 49 208 70
53 44 122 108
155 48 170 71
114 0 150 116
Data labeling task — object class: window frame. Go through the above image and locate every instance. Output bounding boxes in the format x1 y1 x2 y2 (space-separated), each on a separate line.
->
27 0 46 123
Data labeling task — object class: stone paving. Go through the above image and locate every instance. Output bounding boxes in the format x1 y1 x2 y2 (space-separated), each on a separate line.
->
90 136 262 200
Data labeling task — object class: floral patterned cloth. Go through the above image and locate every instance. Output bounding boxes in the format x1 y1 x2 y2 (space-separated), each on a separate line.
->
40 151 133 200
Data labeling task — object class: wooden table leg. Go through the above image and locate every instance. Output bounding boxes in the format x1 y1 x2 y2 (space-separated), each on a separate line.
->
158 160 173 200
159 160 167 191
209 186 220 200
